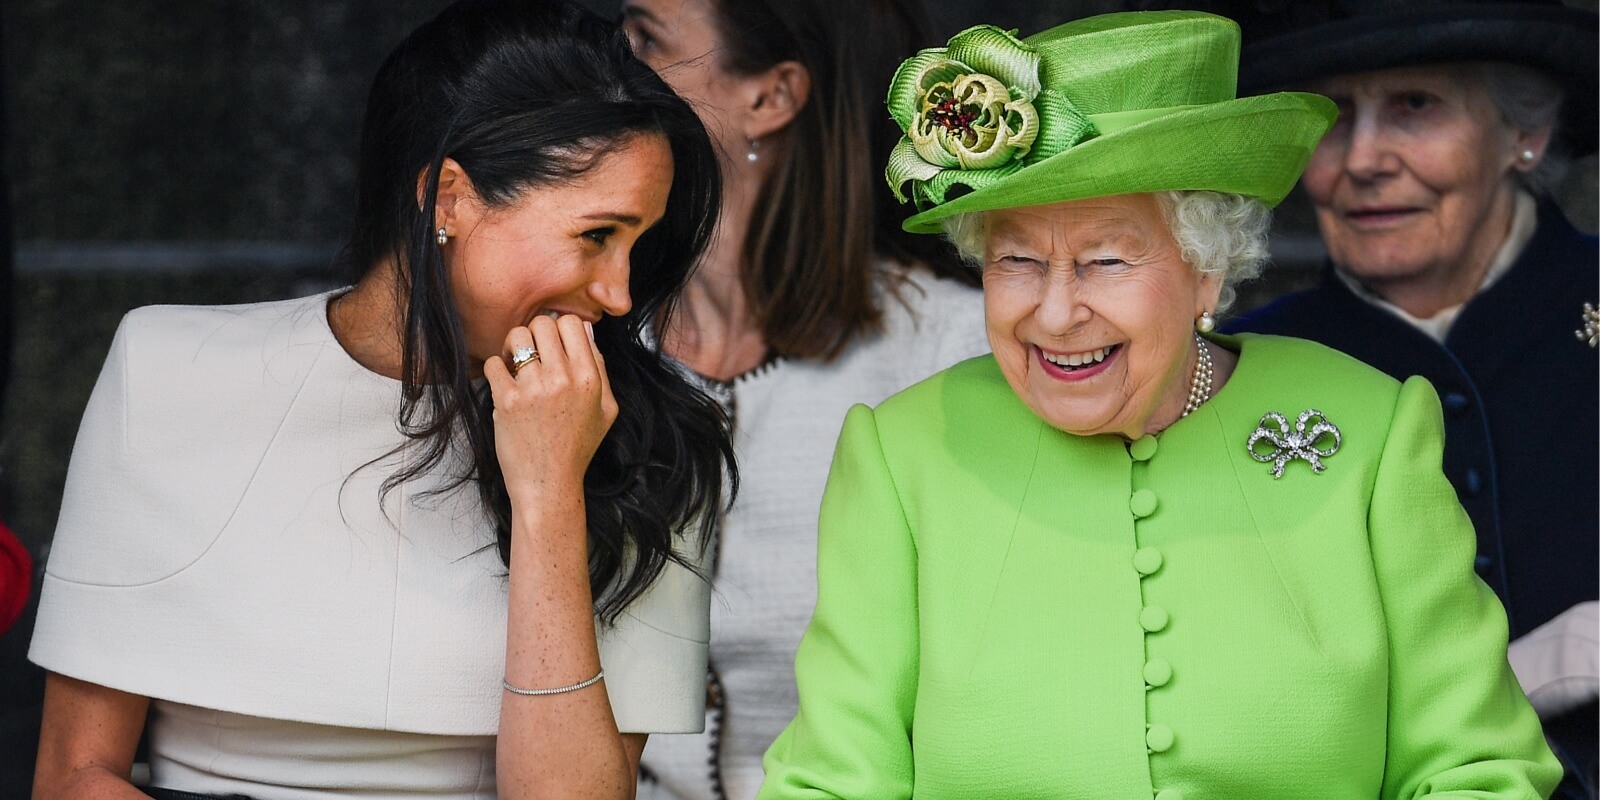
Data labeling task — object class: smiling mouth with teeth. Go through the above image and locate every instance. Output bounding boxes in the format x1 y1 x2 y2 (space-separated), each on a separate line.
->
1042 343 1120 371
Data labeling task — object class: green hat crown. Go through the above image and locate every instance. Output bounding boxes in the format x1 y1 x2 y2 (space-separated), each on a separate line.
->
885 12 1337 233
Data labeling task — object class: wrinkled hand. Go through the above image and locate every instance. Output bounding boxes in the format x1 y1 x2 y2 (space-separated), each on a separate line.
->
483 314 617 505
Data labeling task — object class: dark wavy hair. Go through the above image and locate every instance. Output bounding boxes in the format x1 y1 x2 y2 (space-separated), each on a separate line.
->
709 0 978 361
340 0 733 623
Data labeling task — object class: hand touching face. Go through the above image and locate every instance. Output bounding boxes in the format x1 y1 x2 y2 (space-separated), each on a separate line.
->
436 133 675 372
440 133 673 489
484 313 617 502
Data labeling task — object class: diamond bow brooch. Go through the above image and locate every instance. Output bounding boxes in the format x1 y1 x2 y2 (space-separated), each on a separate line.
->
1247 409 1342 479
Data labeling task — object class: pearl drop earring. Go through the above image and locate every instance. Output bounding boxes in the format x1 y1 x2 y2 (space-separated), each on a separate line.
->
747 138 761 163
436 227 449 246
1196 310 1216 333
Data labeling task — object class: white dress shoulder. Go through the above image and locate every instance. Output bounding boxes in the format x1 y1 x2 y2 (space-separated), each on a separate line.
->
31 291 712 798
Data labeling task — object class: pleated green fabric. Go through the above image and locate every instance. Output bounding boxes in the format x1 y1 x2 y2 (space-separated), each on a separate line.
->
886 25 1055 205
882 11 1337 232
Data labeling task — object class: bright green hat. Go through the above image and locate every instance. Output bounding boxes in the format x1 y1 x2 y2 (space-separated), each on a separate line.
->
886 11 1337 233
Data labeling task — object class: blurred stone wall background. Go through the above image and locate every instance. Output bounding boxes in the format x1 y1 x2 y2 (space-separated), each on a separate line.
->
0 0 1593 788
0 0 1158 546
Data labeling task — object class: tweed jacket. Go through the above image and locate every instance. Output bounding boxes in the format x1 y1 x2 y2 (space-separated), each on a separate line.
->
758 334 1558 800
639 267 989 800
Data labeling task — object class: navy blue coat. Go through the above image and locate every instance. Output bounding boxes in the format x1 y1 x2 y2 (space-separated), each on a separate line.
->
1229 202 1597 797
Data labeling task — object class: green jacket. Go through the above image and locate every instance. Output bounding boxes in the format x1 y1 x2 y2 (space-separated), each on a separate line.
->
759 334 1559 800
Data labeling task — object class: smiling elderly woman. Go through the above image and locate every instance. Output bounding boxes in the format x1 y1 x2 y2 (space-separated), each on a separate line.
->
1209 3 1598 793
942 190 1268 438
756 12 1561 800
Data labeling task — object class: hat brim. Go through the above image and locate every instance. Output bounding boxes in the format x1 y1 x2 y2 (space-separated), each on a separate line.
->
902 92 1335 234
1239 6 1598 153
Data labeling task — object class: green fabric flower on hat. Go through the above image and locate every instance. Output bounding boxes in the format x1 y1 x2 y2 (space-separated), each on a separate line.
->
886 25 1092 208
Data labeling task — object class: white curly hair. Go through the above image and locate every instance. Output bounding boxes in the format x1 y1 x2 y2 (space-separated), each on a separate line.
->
941 191 1272 313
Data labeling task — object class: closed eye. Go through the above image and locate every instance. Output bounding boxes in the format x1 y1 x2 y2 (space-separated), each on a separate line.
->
1393 91 1436 113
994 254 1042 268
620 8 662 57
1077 257 1131 272
623 22 655 54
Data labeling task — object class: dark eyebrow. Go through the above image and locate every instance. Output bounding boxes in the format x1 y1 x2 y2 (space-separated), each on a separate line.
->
620 6 661 25
582 212 644 226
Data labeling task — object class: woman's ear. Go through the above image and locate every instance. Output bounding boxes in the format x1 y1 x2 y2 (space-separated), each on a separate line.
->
1196 268 1225 316
1511 123 1554 174
418 157 475 237
743 60 812 141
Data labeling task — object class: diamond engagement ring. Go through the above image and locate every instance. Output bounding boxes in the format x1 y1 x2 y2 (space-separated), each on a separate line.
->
510 346 540 374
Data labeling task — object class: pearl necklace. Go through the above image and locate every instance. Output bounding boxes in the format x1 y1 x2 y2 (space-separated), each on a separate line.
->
1180 333 1214 418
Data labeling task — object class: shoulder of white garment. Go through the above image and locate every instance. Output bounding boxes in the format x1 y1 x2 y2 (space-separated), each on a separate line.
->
44 293 342 587
599 532 715 733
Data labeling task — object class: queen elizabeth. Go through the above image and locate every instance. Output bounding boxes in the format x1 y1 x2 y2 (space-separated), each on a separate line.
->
756 11 1560 800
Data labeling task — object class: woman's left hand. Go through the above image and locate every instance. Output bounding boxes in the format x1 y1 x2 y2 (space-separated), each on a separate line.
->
483 314 618 505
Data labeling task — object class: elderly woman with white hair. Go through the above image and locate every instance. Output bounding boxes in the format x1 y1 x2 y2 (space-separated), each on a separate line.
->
1209 3 1598 795
757 12 1561 800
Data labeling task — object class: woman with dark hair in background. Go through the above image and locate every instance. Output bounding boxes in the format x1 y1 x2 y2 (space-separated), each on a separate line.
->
617 1 989 797
29 1 731 797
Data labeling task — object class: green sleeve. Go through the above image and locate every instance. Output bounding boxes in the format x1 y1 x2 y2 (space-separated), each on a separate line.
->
1374 377 1561 799
758 404 918 800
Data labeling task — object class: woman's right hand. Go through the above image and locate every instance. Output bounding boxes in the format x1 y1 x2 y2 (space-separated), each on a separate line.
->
483 314 618 506
490 314 637 799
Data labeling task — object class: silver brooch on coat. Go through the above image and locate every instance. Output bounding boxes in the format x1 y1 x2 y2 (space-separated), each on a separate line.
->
1247 410 1342 478
1576 303 1598 348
